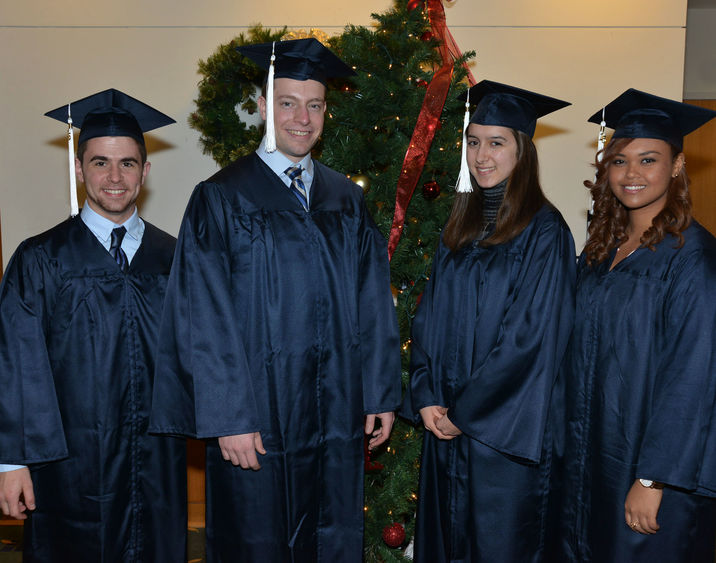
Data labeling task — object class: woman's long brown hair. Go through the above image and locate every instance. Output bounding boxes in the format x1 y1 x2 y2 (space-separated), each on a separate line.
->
583 137 691 266
442 129 549 252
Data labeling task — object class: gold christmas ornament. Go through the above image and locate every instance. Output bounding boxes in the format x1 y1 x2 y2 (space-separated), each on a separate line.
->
349 173 371 193
282 28 331 45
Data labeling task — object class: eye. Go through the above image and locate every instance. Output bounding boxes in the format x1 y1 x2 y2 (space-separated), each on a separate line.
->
309 103 323 111
612 158 625 166
490 141 503 147
121 161 135 168
641 157 656 164
280 101 294 109
466 139 478 147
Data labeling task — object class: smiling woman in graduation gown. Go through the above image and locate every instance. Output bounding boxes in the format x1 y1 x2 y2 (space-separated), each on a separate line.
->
404 81 575 562
560 90 716 562
0 217 186 562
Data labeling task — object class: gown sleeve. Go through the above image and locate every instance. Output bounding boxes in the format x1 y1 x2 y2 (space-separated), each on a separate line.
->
636 245 716 496
149 183 260 439
357 201 402 415
450 216 575 462
0 243 68 464
405 242 446 422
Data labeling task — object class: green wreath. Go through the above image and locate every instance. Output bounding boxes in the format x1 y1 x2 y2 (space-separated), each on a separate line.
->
189 25 287 168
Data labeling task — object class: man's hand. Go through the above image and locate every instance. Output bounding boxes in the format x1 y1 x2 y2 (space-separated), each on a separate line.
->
365 412 395 450
0 467 35 519
218 432 266 470
624 479 663 534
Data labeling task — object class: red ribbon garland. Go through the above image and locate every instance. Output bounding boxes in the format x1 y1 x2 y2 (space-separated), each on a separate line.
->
387 0 457 260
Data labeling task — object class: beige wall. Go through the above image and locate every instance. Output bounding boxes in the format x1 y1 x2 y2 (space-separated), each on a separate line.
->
0 0 689 266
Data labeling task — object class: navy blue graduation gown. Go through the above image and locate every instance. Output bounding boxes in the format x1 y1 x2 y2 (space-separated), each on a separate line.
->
0 216 187 562
405 205 576 562
149 154 401 562
560 222 716 562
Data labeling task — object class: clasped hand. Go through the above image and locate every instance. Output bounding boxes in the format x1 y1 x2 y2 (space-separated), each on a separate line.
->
420 405 462 440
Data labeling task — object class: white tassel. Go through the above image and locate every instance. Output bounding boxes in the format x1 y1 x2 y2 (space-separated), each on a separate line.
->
455 91 472 193
587 108 606 232
596 107 607 161
403 535 415 560
67 103 79 217
264 42 277 153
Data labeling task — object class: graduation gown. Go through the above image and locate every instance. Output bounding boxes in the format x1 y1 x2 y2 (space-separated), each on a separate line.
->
0 216 186 563
405 205 576 563
559 221 716 562
149 154 401 562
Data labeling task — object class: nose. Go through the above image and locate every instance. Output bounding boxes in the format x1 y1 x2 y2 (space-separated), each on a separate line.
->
295 105 310 125
475 143 489 163
625 161 639 178
108 162 122 183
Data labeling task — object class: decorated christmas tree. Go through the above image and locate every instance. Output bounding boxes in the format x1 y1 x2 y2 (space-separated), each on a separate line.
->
189 1 474 559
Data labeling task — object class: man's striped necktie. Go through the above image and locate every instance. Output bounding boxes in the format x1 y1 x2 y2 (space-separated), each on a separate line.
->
285 165 309 210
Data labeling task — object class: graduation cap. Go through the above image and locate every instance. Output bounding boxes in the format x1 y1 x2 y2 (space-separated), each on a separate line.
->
587 88 716 151
455 80 570 193
45 89 175 216
236 38 355 152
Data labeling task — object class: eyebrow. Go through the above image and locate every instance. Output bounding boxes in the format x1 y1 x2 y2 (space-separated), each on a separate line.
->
88 155 140 163
467 134 508 141
276 94 325 103
613 150 662 157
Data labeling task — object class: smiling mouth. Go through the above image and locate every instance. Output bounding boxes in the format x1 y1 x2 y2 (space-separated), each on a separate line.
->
476 167 495 174
624 185 646 193
103 188 127 195
287 129 310 137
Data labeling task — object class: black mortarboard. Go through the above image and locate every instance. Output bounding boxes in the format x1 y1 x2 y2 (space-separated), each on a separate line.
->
44 89 174 216
460 80 570 138
45 88 175 147
454 80 570 193
237 38 356 84
587 88 716 150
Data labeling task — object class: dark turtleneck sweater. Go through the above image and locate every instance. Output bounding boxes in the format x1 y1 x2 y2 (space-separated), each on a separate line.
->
476 178 507 241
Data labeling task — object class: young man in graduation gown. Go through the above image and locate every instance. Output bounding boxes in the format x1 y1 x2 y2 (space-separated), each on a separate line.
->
149 38 401 562
0 89 187 562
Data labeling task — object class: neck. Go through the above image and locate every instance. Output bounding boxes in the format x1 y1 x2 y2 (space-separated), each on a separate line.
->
626 206 661 241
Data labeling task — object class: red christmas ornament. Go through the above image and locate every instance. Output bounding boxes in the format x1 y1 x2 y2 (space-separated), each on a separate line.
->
422 180 441 200
415 78 428 89
407 0 424 11
420 30 434 41
363 436 384 472
382 522 406 548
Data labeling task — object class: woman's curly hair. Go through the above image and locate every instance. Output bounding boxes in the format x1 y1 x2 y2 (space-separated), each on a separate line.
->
583 137 691 266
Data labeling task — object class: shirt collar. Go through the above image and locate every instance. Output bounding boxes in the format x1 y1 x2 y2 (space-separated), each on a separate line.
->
80 204 141 243
256 136 314 179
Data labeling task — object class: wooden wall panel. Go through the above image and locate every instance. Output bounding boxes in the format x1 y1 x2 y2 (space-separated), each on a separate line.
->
683 99 716 235
187 439 206 528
